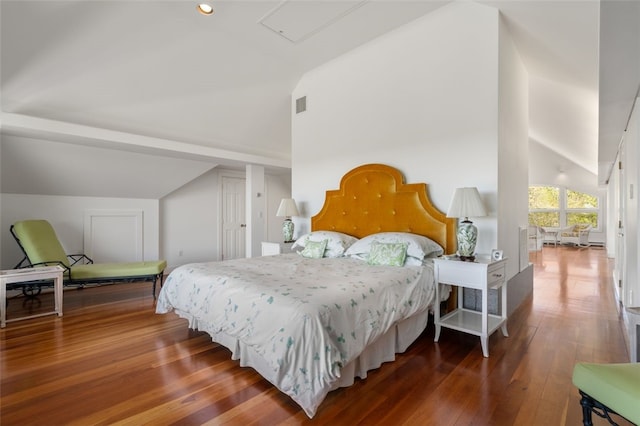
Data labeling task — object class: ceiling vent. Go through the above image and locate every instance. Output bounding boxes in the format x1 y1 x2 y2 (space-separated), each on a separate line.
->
296 96 307 114
258 0 369 43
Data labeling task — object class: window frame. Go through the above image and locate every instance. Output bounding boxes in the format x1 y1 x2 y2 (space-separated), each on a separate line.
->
528 186 561 228
565 189 599 229
529 185 601 232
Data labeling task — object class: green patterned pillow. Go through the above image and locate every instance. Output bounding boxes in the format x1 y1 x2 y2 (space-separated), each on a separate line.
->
367 241 408 266
300 239 328 259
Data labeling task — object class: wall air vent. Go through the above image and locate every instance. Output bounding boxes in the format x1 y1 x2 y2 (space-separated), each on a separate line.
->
258 0 369 43
296 96 307 114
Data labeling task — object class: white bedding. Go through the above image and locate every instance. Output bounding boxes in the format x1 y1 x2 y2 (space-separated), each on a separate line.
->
156 253 439 417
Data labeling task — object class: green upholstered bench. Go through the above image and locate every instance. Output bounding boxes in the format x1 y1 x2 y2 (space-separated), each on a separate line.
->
11 220 166 297
572 362 640 425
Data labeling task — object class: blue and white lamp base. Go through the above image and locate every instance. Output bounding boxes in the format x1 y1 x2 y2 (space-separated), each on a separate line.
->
456 220 478 261
282 219 294 243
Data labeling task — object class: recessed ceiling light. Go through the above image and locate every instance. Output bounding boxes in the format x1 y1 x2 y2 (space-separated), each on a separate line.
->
197 3 214 16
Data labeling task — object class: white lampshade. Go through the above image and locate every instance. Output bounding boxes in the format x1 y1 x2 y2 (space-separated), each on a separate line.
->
276 198 299 217
446 187 487 220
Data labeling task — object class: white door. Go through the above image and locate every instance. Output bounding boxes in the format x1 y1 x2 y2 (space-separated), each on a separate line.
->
622 103 640 307
222 176 246 260
615 151 625 305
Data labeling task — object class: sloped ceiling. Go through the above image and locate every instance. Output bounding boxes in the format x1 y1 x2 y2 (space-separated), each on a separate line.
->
492 0 600 179
0 133 216 198
598 0 640 183
0 0 636 197
0 0 448 157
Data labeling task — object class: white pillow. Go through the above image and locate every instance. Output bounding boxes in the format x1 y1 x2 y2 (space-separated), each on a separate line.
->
292 231 359 258
344 232 443 261
403 256 425 267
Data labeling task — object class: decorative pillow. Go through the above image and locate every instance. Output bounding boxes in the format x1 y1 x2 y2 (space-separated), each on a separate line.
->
299 239 328 259
367 242 408 266
345 232 443 260
292 231 358 258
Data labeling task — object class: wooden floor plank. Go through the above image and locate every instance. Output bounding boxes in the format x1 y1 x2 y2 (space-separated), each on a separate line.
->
1 246 633 425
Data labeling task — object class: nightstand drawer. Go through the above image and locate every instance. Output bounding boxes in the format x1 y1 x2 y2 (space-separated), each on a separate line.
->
436 261 486 289
261 242 293 256
487 263 506 288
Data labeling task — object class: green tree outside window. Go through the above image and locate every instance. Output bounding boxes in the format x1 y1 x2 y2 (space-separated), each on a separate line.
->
528 186 599 229
529 186 560 227
567 212 598 227
529 186 559 209
529 212 560 227
566 189 598 227
567 190 598 209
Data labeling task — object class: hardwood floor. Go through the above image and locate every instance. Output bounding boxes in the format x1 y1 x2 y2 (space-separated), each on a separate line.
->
1 247 632 425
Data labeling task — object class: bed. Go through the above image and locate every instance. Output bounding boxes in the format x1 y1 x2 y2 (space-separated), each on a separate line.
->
155 163 456 417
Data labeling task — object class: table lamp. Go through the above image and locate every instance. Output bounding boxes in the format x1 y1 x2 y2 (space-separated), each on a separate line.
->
446 187 487 261
276 198 299 243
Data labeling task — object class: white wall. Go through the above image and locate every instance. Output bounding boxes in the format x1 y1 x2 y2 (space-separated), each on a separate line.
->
497 16 531 311
160 168 292 269
616 97 640 363
529 139 601 192
160 169 220 268
246 165 266 258
265 174 294 244
291 3 531 273
623 98 640 307
498 15 530 276
292 1 499 237
529 139 607 244
607 159 619 257
1 193 159 269
1 168 292 271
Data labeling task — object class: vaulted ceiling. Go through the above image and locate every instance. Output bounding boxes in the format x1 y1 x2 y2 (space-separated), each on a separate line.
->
1 0 638 197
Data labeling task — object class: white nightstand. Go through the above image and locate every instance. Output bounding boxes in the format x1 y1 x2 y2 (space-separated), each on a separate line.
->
433 256 508 357
261 241 294 256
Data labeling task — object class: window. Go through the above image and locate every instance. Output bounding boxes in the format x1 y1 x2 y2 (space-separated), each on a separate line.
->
566 189 599 228
528 186 560 227
528 186 600 230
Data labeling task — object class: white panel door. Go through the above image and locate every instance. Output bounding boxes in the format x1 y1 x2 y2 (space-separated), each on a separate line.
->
615 146 625 305
222 177 246 260
84 210 143 262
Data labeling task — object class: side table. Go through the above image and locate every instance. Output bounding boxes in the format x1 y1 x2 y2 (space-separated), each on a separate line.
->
433 256 508 357
541 227 559 246
261 241 294 256
1 266 64 328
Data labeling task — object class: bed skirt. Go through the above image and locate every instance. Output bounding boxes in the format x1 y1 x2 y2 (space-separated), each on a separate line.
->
173 308 430 417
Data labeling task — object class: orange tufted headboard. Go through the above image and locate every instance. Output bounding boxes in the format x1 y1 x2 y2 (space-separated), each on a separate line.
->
311 164 457 255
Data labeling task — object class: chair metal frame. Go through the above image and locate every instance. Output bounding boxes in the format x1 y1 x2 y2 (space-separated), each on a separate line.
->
578 390 628 426
10 224 164 298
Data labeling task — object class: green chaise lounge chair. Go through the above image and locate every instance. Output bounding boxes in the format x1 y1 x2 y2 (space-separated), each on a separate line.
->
10 220 167 298
572 361 640 425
